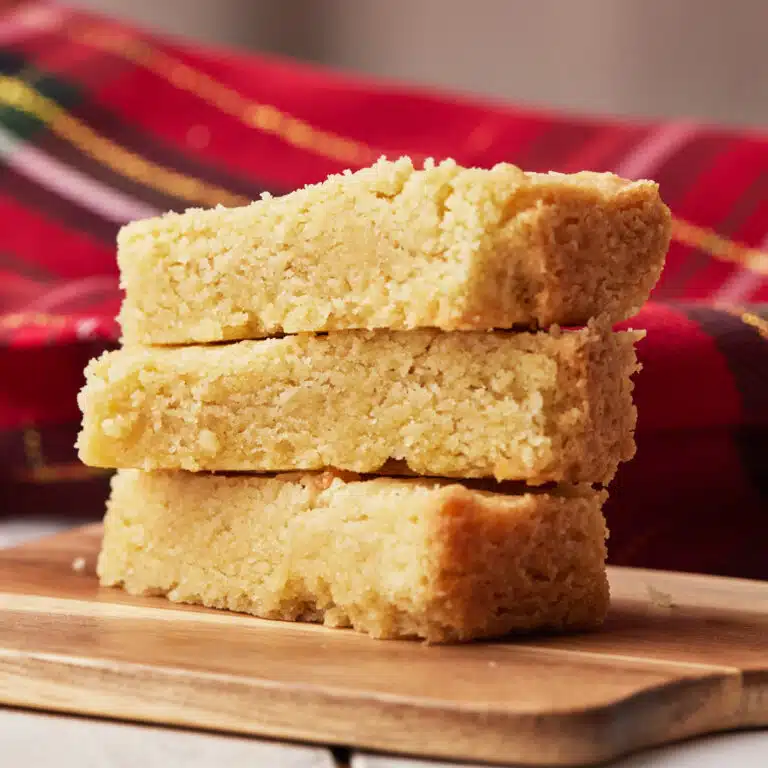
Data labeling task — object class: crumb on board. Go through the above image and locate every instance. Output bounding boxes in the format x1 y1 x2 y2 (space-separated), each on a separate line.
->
71 556 87 573
646 584 676 609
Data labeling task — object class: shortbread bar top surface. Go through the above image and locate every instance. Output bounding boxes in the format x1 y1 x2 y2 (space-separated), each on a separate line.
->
78 325 640 483
99 470 610 642
117 157 670 344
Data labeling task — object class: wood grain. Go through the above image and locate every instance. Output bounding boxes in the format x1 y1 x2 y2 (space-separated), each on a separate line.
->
0 524 765 767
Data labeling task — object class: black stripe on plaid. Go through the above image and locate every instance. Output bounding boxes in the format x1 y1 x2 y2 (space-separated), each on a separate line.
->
67 84 278 202
9 35 281 202
0 160 117 244
0 419 95 473
3 57 184 212
683 305 768 502
2 51 279 221
30 116 186 214
0 250 56 281
0 52 82 134
0 54 119 242
0 162 117 244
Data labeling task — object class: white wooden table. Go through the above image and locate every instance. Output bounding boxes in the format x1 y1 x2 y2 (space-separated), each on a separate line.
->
2 519 766 768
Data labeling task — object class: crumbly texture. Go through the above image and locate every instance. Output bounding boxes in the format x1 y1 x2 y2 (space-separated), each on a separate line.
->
98 470 610 642
117 157 670 344
77 325 641 483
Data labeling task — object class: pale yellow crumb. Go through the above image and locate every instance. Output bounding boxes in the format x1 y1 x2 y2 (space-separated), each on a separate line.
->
646 584 676 609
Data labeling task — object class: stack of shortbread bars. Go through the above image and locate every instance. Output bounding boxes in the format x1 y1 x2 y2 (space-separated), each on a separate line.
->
77 158 670 642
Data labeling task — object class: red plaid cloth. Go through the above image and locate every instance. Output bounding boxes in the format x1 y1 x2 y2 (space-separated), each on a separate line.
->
0 2 766 577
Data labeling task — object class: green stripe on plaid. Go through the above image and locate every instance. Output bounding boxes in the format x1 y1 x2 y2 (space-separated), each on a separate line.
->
0 53 83 141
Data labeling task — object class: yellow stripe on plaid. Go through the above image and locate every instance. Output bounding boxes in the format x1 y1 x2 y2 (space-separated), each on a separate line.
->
715 305 768 341
672 219 768 276
71 26 383 167
11 464 111 483
0 76 247 208
69 25 768 277
2 56 768 276
0 312 69 330
739 311 768 340
17 426 110 483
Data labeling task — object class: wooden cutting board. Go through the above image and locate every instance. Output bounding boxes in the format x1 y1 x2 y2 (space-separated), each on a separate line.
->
0 525 765 767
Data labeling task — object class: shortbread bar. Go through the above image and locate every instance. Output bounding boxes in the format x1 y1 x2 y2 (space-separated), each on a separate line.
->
78 325 640 483
98 470 610 642
117 157 670 344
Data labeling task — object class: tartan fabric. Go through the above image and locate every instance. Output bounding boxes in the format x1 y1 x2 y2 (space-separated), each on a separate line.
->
0 2 765 577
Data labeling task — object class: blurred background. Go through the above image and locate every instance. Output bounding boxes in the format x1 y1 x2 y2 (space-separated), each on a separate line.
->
0 0 766 579
70 0 767 127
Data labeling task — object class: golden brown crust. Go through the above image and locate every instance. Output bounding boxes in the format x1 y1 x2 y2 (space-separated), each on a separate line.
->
548 321 641 484
424 486 609 642
464 175 670 330
98 470 609 642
